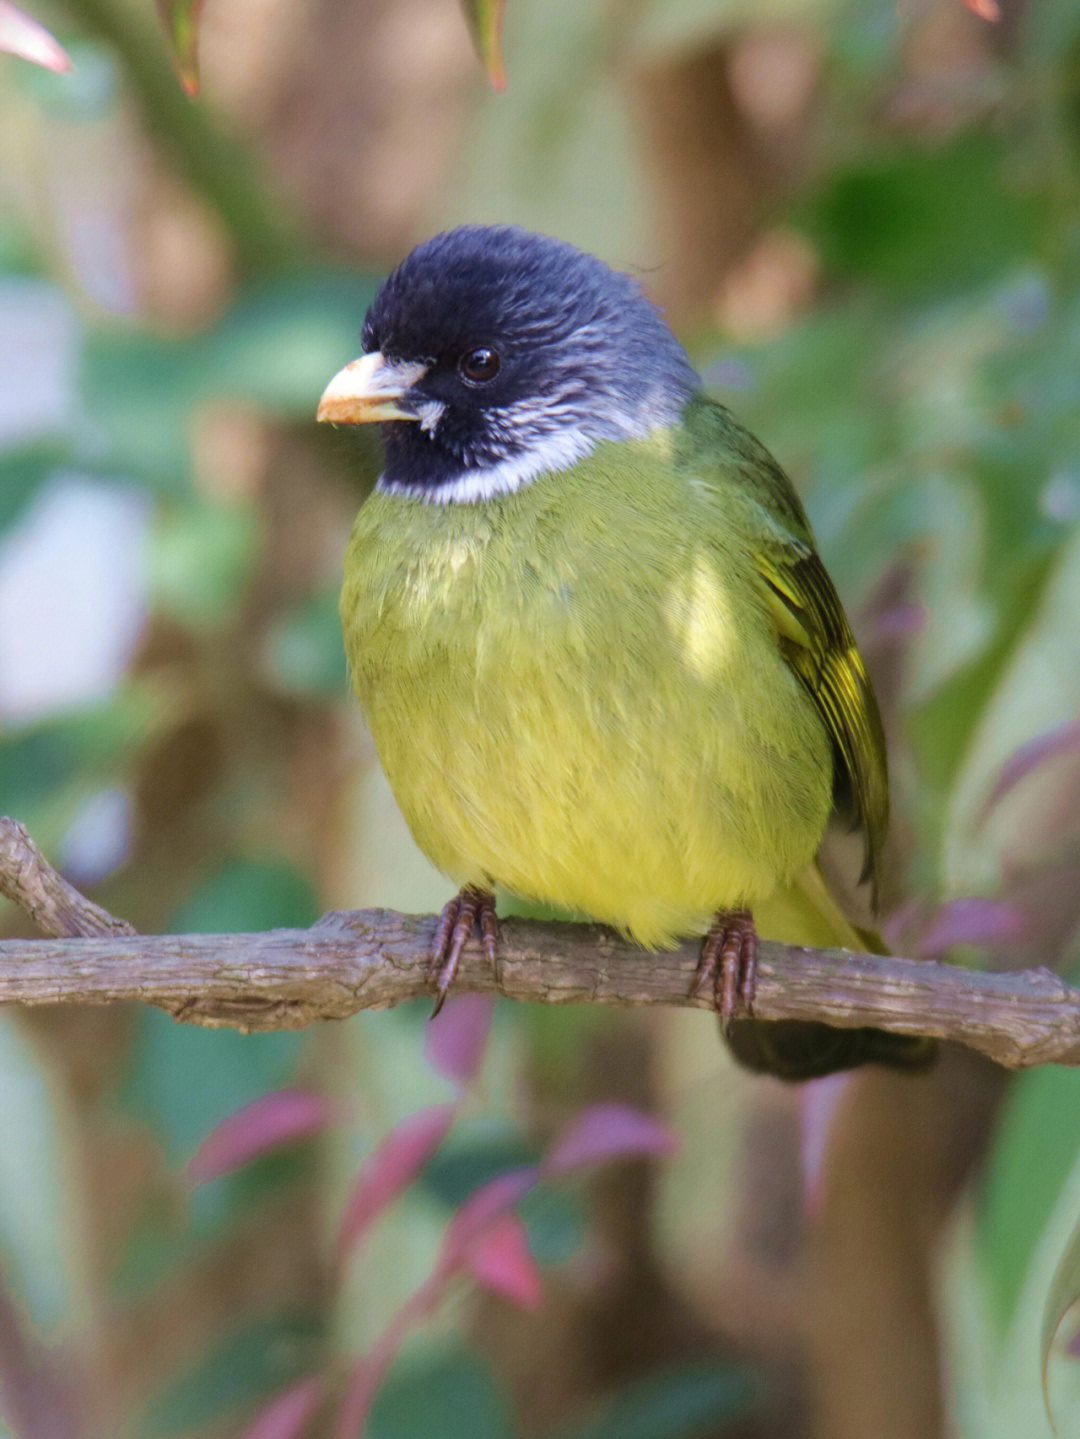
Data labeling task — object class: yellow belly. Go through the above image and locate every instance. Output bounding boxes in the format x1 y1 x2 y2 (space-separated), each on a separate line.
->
340 446 833 948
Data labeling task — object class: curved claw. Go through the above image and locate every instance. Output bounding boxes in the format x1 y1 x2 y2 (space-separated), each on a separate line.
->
431 885 500 1015
690 909 758 1021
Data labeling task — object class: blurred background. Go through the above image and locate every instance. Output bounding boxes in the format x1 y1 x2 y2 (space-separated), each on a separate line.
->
4 0 1080 1434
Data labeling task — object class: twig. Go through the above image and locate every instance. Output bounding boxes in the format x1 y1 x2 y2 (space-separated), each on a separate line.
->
0 819 134 939
1 818 1078 1067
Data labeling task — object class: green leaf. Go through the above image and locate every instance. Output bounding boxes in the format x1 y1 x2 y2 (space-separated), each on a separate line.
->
798 135 1049 296
368 1348 513 1439
168 858 320 935
977 1067 1080 1332
554 1361 757 1439
1041 1195 1080 1420
0 445 67 536
260 589 348 697
0 694 158 848
421 1120 539 1208
137 1313 322 1436
79 270 379 495
121 1013 305 1168
0 1018 87 1333
460 0 507 90
142 500 258 629
115 860 317 1195
519 1184 584 1266
154 0 203 95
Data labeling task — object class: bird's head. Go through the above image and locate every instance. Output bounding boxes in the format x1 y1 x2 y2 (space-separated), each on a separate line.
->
317 225 699 502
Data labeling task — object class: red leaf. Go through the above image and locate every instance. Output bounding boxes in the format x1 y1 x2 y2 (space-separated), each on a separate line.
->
466 1213 543 1310
440 1166 539 1267
544 1103 679 1174
334 1288 436 1439
155 0 203 95
0 2 71 72
425 994 494 1087
918 897 1028 960
981 719 1080 822
459 0 507 90
189 1090 336 1183
241 1376 322 1439
337 1103 458 1263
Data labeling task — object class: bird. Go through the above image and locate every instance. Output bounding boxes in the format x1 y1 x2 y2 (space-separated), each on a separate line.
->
317 224 934 1081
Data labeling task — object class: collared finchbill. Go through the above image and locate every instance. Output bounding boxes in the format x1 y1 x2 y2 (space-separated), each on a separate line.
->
316 352 426 425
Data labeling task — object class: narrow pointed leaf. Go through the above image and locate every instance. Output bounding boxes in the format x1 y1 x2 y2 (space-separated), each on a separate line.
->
188 1089 335 1182
459 0 507 90
544 1103 679 1174
0 1 71 71
466 1213 543 1310
1041 1211 1080 1423
425 994 494 1088
981 719 1080 821
337 1103 458 1262
960 0 1000 18
918 897 1028 959
155 0 203 95
241 1376 322 1439
440 1166 539 1265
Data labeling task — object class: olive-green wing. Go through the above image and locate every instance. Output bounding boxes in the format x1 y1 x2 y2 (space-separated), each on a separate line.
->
755 534 888 902
679 397 889 901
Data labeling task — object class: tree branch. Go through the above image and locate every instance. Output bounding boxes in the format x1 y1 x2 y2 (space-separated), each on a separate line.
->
1 819 1078 1068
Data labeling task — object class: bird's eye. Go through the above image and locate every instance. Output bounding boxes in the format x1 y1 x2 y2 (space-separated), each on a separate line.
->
459 347 500 384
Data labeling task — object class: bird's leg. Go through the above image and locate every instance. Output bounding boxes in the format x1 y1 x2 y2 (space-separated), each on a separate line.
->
691 909 759 1020
431 884 500 1015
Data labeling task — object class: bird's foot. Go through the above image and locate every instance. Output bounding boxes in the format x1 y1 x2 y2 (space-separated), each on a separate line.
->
691 909 758 1020
430 885 499 1016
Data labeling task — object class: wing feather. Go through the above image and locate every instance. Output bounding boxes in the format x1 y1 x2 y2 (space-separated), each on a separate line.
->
756 542 889 903
678 396 890 903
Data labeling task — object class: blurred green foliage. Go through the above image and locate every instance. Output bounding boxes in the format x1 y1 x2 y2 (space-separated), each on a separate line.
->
6 0 1080 1433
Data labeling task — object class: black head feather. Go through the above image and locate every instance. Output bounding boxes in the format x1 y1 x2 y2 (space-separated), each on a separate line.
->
362 226 700 499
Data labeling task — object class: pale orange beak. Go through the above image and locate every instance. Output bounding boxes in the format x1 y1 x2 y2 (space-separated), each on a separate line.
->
316 352 427 424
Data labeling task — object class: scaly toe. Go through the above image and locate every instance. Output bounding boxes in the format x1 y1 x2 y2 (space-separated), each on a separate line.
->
430 886 498 1016
697 909 758 1022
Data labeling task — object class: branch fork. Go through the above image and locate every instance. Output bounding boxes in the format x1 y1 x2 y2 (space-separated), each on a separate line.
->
1 817 1078 1068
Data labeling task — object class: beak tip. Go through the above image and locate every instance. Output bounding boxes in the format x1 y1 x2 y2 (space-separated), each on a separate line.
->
314 352 423 426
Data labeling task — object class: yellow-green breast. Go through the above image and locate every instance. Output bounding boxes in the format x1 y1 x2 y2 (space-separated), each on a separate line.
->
340 420 834 949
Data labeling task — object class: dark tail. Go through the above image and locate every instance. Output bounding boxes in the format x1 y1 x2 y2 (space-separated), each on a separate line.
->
722 1017 936 1083
721 864 938 1082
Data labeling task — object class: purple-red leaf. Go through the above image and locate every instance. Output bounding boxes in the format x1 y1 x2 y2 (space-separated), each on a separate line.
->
440 1166 539 1266
459 0 507 90
337 1103 458 1263
960 0 1000 19
189 1090 336 1183
544 1103 679 1174
466 1213 543 1310
918 897 1028 960
0 2 71 72
155 0 203 95
241 1376 322 1439
425 994 494 1088
863 601 925 645
981 719 1080 822
335 1285 438 1439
